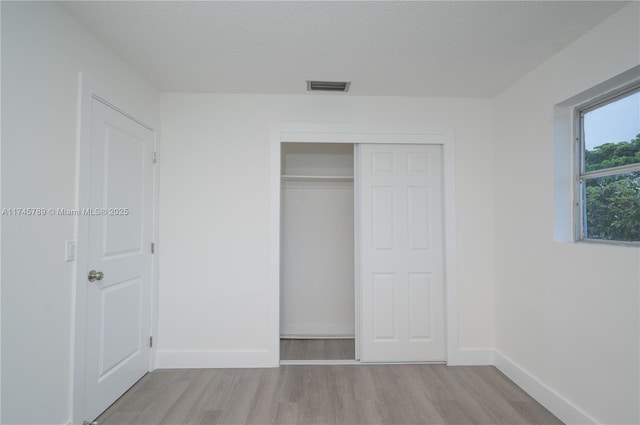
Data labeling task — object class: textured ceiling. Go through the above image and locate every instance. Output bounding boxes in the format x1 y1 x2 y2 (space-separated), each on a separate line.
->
60 1 628 97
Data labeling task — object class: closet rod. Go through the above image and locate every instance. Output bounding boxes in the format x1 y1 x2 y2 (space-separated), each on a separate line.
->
281 174 354 182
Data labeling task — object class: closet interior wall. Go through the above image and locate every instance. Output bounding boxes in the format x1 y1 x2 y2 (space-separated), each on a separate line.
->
280 143 355 341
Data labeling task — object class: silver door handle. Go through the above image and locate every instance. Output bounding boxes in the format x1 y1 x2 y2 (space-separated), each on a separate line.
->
88 270 104 282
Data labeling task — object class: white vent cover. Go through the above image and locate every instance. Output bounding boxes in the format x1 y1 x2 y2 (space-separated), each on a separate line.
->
306 81 351 92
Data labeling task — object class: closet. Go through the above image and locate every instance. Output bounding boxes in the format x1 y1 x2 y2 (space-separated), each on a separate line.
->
279 141 446 363
280 143 356 361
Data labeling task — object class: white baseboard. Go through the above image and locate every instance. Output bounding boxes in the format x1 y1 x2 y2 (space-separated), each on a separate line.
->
280 323 355 338
451 348 495 365
155 350 276 369
494 351 597 425
281 359 361 366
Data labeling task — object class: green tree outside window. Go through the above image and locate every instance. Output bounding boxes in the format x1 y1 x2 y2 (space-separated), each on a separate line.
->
584 134 640 242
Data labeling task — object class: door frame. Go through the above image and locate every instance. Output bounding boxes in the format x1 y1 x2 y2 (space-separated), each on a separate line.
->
71 73 160 425
269 123 459 366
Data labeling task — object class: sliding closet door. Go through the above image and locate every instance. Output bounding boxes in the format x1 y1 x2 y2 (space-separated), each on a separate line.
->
359 144 445 362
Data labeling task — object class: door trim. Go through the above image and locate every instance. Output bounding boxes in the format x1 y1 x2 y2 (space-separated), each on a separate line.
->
71 73 159 425
269 123 459 366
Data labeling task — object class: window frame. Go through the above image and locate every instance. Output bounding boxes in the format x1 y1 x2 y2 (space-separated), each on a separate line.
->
574 82 640 246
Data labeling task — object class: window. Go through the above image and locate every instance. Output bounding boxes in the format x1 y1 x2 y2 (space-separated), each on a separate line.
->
576 85 640 244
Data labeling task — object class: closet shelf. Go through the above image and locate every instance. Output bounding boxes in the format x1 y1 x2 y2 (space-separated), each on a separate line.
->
281 174 354 182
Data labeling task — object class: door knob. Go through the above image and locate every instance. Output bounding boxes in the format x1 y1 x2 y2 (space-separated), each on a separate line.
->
88 270 104 282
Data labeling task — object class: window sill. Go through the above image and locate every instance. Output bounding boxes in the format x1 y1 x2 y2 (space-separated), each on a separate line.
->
576 239 640 248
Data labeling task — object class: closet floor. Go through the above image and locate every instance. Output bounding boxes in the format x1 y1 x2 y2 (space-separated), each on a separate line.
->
280 338 355 360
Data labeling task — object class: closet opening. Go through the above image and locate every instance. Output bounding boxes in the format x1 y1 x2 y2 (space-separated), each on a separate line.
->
280 142 356 362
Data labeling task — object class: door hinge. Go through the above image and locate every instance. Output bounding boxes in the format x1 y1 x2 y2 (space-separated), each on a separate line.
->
151 242 155 254
152 151 157 164
149 336 153 348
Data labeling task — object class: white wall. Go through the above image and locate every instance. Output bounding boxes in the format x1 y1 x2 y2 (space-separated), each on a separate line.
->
158 94 495 365
281 182 355 337
1 2 159 424
493 3 639 424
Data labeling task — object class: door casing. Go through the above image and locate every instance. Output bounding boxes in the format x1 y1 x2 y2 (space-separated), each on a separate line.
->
269 124 459 366
71 73 160 425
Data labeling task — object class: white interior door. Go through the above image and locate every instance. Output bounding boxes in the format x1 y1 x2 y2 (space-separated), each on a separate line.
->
359 144 445 362
83 98 154 421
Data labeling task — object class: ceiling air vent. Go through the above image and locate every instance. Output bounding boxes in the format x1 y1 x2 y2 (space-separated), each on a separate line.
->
307 80 351 92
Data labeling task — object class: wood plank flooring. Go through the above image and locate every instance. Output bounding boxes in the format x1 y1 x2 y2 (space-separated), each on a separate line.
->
280 338 355 360
96 365 563 424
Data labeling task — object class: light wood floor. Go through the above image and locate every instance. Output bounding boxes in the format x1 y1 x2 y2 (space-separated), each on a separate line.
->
280 338 355 360
96 365 563 424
